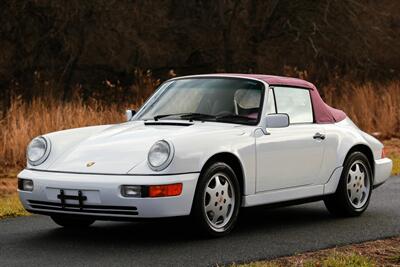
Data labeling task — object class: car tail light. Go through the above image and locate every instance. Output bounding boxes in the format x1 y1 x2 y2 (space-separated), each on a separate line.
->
148 183 182 197
381 147 387 159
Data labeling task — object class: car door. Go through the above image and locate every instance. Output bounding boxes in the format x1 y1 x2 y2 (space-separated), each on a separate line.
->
256 86 326 192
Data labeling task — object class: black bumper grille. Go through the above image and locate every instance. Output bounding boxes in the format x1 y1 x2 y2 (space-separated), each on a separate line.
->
28 200 138 216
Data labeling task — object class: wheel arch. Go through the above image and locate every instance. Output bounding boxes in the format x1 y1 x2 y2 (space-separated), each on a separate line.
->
199 152 245 196
344 144 375 180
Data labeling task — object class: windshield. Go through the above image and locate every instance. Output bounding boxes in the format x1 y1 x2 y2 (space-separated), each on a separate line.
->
136 78 264 125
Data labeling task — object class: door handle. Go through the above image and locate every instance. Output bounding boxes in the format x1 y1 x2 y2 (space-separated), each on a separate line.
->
313 132 326 140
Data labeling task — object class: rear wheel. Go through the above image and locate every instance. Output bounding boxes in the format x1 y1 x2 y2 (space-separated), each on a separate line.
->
51 215 95 228
324 151 372 216
192 162 241 237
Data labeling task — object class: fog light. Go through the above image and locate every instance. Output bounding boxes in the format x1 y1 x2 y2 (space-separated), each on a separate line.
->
121 185 142 197
18 179 34 191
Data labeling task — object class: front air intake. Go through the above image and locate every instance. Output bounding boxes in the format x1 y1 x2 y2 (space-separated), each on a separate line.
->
28 200 138 216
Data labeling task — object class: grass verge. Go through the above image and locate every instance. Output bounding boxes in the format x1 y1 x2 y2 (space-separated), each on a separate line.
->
0 177 30 219
384 138 400 176
235 237 400 267
0 194 30 219
391 156 400 176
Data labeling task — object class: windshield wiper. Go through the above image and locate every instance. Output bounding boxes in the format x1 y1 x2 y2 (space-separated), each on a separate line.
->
154 113 216 121
216 114 255 121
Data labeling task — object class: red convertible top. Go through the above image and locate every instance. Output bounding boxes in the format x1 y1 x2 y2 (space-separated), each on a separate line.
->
220 74 346 124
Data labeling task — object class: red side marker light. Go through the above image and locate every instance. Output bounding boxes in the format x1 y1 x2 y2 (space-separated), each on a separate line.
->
381 147 387 159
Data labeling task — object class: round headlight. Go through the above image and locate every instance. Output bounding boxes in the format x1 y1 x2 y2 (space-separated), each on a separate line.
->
147 140 174 171
27 136 51 166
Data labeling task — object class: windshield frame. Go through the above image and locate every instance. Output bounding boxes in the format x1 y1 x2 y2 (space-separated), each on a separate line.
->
133 76 266 126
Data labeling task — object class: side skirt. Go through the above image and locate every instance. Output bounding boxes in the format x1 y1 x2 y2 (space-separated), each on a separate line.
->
242 195 327 210
242 184 324 207
243 166 344 208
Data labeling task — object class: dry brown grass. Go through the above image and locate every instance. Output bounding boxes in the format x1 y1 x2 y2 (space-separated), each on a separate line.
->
0 80 399 176
0 178 17 196
322 81 400 139
237 236 400 267
0 69 160 176
384 138 400 175
0 97 127 176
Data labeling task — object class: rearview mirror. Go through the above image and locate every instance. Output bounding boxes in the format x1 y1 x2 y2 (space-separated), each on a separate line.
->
125 109 136 121
265 113 289 128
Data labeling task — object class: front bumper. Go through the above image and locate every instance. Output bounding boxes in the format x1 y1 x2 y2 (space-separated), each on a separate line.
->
374 157 392 187
18 169 199 219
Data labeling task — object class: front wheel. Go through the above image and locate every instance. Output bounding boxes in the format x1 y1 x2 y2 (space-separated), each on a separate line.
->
51 215 95 228
192 162 241 237
324 151 373 217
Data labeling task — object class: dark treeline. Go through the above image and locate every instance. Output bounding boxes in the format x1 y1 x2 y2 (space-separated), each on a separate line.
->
0 0 399 109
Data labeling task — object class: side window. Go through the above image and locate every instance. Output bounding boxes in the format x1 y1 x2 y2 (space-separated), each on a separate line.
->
265 88 276 115
274 87 313 123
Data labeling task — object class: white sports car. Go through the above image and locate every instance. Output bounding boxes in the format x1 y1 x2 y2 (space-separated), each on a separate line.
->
18 74 392 236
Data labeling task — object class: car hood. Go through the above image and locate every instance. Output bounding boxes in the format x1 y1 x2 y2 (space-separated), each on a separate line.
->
47 121 245 174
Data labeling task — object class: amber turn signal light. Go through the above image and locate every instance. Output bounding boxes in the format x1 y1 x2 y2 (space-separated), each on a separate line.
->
381 147 387 159
148 183 182 197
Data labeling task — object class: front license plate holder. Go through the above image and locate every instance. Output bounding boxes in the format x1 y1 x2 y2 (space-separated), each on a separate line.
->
57 189 87 210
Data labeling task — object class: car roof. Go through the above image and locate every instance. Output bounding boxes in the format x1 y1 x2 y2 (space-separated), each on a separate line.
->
219 74 317 90
174 73 317 90
171 73 346 124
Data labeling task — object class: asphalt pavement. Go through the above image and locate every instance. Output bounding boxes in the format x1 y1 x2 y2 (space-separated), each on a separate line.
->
0 176 399 266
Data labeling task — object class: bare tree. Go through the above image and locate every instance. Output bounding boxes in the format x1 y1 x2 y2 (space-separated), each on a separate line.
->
0 0 399 109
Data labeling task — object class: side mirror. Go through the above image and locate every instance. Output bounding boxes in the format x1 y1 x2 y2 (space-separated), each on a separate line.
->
125 109 136 121
265 113 289 128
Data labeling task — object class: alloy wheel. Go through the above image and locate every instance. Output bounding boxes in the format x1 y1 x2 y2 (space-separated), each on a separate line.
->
203 173 235 231
346 160 370 209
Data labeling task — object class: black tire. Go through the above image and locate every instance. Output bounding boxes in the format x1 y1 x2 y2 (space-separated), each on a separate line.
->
191 162 241 237
51 215 95 228
324 151 373 217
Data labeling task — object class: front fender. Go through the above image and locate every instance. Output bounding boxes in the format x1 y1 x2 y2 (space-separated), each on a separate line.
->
128 128 257 195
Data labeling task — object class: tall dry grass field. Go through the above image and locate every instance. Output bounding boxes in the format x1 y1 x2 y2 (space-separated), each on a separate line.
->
322 81 400 138
0 80 399 176
0 97 127 176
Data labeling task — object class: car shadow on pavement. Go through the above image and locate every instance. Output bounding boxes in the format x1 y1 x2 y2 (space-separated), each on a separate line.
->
18 201 347 248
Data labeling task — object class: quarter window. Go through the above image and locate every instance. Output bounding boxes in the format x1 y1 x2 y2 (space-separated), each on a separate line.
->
273 87 313 123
